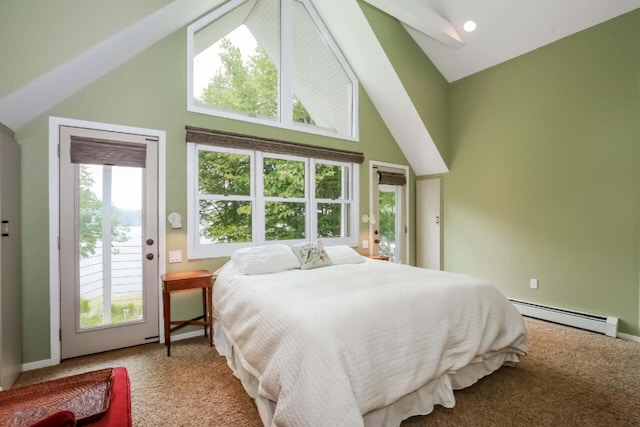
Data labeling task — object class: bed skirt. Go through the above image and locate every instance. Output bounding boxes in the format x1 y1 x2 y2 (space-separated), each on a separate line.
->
213 320 520 427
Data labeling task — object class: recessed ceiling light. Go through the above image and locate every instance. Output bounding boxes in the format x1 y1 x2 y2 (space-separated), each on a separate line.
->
463 20 477 33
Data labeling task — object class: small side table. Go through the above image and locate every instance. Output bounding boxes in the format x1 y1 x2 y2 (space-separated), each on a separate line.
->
161 270 214 357
367 255 390 261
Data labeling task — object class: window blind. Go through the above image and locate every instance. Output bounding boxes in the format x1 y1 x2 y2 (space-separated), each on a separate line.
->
378 171 406 186
69 136 147 168
185 126 364 164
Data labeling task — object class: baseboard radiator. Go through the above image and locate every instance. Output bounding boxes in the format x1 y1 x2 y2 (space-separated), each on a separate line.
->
509 299 619 338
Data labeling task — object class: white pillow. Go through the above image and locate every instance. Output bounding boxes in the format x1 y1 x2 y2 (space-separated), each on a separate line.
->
325 245 366 265
231 244 300 275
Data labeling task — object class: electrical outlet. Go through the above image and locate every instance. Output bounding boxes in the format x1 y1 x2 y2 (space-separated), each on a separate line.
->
530 278 539 290
168 250 182 263
362 240 369 249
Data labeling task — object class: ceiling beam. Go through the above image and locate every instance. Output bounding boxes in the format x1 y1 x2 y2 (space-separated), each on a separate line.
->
310 0 448 175
0 0 224 132
362 0 464 47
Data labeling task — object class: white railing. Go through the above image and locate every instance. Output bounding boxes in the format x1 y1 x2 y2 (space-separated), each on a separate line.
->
79 226 143 321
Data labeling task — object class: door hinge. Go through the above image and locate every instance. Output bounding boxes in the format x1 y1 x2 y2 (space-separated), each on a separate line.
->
59 329 62 342
57 144 60 157
57 236 60 250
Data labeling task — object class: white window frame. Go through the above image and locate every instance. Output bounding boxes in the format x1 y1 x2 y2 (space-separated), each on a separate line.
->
187 143 359 259
188 145 256 258
259 152 309 245
186 0 359 141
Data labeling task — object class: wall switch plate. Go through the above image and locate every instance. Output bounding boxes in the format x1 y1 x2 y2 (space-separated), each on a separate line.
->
362 240 369 249
530 278 539 290
169 250 182 263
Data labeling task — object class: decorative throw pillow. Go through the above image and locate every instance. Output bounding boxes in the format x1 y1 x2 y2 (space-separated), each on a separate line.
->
325 245 366 265
231 244 300 275
292 241 332 270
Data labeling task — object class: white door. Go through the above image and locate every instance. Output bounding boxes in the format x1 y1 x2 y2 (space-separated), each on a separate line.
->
371 164 407 264
59 126 159 359
0 133 22 389
416 178 442 270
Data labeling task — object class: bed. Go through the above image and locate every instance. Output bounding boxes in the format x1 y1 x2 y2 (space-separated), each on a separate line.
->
212 244 527 427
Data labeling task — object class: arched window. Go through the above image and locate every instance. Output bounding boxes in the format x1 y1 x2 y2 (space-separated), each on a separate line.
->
187 0 359 141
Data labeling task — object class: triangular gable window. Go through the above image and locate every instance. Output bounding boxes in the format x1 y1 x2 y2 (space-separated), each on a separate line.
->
187 0 359 141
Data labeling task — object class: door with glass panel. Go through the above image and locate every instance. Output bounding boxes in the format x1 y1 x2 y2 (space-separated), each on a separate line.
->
372 165 407 264
59 126 159 359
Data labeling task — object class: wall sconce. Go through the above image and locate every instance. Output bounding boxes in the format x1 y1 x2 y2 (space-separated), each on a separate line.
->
361 214 376 225
167 212 182 229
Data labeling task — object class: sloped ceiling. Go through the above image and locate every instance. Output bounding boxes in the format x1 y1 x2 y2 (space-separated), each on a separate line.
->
381 0 640 82
0 0 223 132
1 0 638 175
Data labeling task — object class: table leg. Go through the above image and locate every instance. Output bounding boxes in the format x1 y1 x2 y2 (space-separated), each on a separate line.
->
163 290 171 357
202 288 207 337
208 287 213 347
207 288 213 347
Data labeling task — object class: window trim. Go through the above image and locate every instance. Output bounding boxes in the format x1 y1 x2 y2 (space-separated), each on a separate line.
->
187 143 359 259
186 0 359 141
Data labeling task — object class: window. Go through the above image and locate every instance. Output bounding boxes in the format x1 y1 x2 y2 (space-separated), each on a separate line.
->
187 0 359 140
188 144 359 258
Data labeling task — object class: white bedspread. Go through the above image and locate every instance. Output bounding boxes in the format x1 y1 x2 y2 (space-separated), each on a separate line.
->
214 259 527 427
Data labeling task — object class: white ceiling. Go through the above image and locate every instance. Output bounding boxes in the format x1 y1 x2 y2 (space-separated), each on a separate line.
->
391 0 640 82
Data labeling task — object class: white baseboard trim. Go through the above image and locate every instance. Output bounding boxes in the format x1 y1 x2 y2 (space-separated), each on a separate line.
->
22 358 56 372
511 299 618 337
618 332 640 343
171 329 206 341
22 330 206 373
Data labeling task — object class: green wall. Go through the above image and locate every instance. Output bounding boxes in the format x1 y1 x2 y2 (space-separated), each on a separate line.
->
445 10 640 335
12 5 449 362
0 0 171 98
359 1 450 265
359 2 449 165
16 0 637 361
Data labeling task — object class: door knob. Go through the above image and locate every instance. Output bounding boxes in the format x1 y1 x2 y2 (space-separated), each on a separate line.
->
146 238 154 245
146 253 154 260
374 239 380 244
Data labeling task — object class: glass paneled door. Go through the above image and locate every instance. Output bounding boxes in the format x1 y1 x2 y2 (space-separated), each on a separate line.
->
371 164 407 264
59 126 159 359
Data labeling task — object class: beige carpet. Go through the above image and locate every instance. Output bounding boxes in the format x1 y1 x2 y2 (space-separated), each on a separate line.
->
14 318 640 426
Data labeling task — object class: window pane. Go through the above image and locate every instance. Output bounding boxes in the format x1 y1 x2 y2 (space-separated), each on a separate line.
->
199 150 251 196
292 1 352 135
378 185 398 262
315 163 348 199
263 158 305 198
78 165 144 329
317 203 350 238
265 202 306 240
199 200 252 243
194 0 281 120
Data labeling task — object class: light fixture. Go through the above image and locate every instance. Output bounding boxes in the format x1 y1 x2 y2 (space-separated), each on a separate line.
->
167 212 182 229
362 214 377 225
463 20 477 33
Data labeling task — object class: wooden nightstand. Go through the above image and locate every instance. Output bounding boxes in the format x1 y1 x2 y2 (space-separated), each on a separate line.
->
367 255 390 261
161 270 214 357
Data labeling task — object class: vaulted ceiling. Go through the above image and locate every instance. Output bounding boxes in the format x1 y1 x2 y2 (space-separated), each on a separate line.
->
0 0 637 175
398 0 640 82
